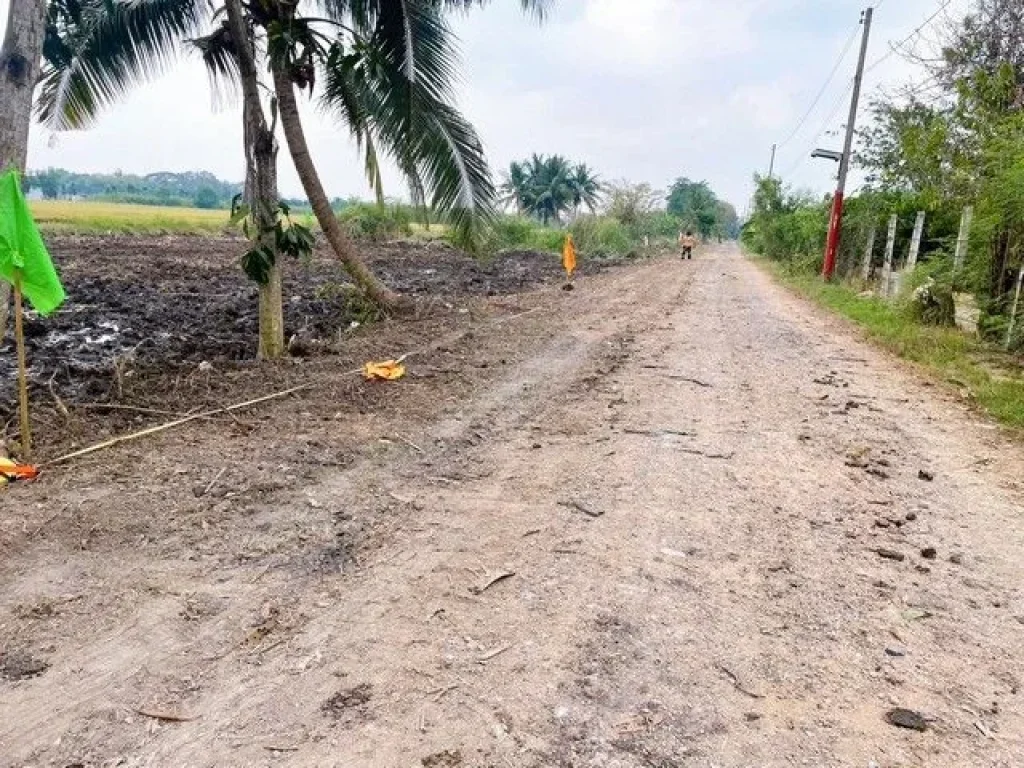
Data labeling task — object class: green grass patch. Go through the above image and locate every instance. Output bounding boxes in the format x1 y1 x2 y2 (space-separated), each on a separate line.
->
764 261 1024 431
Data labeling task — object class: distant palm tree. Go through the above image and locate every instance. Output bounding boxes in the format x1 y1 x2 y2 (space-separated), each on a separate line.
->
567 163 603 217
518 153 572 225
500 161 530 214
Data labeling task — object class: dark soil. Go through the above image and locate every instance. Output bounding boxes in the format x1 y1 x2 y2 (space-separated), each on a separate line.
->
1 235 610 426
323 683 373 719
0 649 49 681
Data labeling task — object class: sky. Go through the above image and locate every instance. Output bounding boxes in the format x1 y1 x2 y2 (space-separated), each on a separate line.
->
2 0 968 213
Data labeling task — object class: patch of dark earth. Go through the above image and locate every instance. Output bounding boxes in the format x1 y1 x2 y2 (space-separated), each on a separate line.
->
0 235 618 411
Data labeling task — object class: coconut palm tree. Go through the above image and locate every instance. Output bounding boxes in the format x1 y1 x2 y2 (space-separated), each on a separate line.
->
36 0 545 336
499 160 529 214
567 162 603 217
0 0 51 341
521 153 572 225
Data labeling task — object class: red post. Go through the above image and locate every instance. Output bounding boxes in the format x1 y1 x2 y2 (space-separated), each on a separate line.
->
822 192 844 279
821 6 872 281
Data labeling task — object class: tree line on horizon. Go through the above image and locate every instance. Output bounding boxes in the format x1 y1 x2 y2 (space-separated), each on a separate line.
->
23 167 340 212
498 154 740 240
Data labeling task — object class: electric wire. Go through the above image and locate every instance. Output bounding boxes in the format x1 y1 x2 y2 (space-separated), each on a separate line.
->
775 22 861 150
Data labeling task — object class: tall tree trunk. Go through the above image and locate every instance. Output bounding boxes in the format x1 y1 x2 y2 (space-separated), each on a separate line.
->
225 0 284 359
0 0 48 343
270 62 407 312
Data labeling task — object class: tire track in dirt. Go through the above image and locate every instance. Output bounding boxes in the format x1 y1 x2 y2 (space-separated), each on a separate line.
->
3 246 1023 767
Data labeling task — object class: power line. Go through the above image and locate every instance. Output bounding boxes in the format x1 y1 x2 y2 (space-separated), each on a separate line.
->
778 78 855 180
777 0 956 183
776 22 861 150
865 0 956 74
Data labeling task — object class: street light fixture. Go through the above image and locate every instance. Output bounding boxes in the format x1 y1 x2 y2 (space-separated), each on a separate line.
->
811 149 843 163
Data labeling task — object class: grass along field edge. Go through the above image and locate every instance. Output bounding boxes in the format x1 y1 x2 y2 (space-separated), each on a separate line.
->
758 259 1024 432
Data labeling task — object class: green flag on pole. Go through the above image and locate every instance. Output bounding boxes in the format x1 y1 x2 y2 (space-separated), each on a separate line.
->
0 170 65 315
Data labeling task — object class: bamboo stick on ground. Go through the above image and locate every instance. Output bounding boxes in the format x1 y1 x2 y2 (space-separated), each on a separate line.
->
44 384 312 466
13 276 31 461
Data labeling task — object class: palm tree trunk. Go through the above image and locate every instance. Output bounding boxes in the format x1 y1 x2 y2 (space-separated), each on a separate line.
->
0 0 48 344
225 0 284 359
270 63 407 313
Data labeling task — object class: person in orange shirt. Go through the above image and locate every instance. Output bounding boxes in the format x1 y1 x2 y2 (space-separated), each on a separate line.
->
679 230 697 260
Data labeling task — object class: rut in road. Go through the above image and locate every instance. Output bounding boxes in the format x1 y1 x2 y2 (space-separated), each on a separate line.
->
2 246 1022 767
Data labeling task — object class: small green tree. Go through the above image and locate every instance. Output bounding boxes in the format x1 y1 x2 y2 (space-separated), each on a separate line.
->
194 186 219 209
667 178 719 238
605 181 662 229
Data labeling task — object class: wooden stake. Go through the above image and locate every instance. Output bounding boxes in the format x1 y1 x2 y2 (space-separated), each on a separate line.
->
13 275 31 461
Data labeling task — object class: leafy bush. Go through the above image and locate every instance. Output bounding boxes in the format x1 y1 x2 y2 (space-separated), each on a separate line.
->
635 211 682 241
570 215 633 257
480 215 563 254
907 277 956 326
338 202 413 240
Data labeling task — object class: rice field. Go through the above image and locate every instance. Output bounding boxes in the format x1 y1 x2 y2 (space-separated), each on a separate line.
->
30 200 233 234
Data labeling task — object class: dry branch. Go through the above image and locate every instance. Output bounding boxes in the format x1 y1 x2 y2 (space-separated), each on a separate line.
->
135 708 197 723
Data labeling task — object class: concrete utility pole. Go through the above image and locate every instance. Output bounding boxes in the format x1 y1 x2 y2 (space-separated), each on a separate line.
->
822 6 874 280
906 211 926 271
768 144 777 179
882 213 898 298
862 225 877 281
953 205 973 279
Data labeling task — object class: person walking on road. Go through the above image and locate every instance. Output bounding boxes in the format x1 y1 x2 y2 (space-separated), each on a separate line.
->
679 230 697 260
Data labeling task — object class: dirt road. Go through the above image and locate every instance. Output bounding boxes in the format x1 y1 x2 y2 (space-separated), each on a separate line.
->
2 245 1022 767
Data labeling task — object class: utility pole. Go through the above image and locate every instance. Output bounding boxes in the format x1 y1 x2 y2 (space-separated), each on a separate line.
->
822 6 873 280
768 144 777 179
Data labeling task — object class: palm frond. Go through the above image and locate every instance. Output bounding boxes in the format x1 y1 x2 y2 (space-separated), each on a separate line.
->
371 0 458 101
190 20 241 104
320 6 495 248
39 0 208 131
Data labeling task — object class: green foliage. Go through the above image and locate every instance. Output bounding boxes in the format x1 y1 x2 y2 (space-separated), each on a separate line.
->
570 215 633 258
38 0 501 252
604 181 663 229
480 213 644 259
315 281 385 324
193 186 219 209
742 175 827 266
667 178 718 238
234 197 315 285
636 211 683 240
479 216 561 253
852 0 1024 329
24 168 243 208
500 155 604 224
338 202 414 241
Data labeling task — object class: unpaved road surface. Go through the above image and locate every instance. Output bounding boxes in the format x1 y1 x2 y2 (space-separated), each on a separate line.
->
2 245 1022 767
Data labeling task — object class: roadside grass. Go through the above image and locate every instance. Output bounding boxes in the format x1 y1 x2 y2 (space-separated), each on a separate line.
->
764 261 1024 431
31 200 231 234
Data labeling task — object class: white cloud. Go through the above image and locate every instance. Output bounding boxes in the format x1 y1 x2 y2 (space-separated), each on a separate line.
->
578 0 757 71
730 81 798 132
